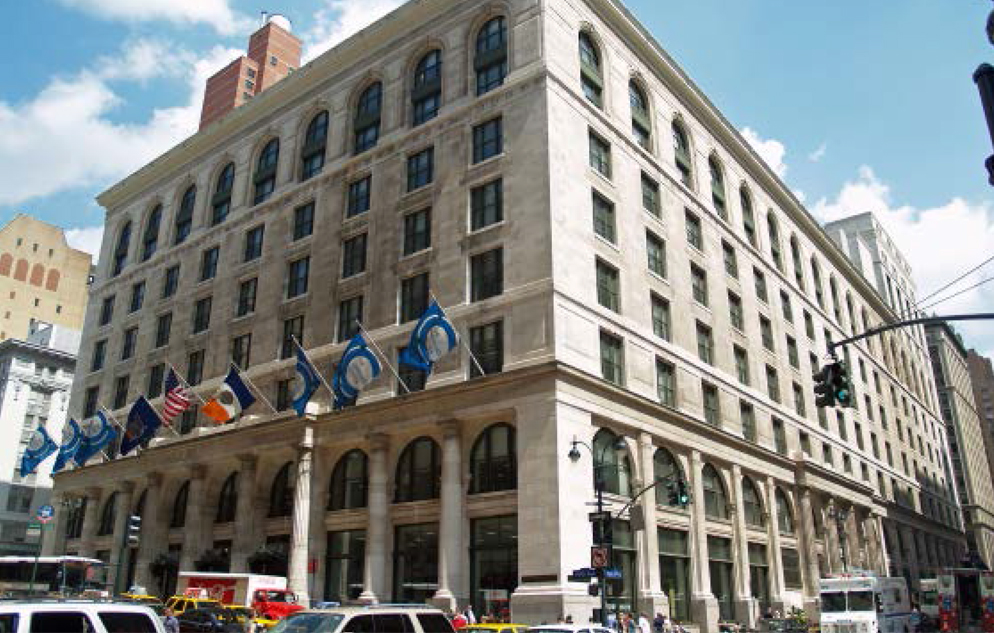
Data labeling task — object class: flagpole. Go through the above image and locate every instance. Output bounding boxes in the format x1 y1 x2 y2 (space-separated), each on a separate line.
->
167 363 210 407
229 361 279 414
99 405 126 434
355 320 411 394
429 293 488 377
293 336 335 398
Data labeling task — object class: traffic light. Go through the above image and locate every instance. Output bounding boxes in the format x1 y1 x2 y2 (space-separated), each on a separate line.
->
833 361 854 408
127 515 141 546
592 517 613 545
666 479 691 507
813 362 839 408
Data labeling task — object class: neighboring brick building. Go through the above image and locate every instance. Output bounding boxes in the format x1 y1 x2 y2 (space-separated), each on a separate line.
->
967 350 994 492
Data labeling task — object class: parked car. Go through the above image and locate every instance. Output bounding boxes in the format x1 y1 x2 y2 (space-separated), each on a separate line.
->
0 599 166 632
177 607 250 632
166 596 223 616
270 605 456 633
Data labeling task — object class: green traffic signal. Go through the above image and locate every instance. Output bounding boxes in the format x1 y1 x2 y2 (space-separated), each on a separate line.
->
833 361 854 408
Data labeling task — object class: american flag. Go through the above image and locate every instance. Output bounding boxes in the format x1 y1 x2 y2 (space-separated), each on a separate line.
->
162 368 192 426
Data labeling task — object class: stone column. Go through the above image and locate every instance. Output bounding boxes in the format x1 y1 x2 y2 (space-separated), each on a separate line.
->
885 521 903 577
824 499 842 572
108 481 134 594
134 473 163 590
729 465 755 627
636 432 668 616
288 426 314 606
901 525 920 588
77 486 104 558
231 454 259 572
42 491 66 556
179 465 207 571
360 433 389 604
432 420 463 612
844 509 861 570
764 478 785 611
875 514 891 576
797 489 821 613
688 451 718 631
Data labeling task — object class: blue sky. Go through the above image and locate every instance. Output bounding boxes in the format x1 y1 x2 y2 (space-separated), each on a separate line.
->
2 0 993 351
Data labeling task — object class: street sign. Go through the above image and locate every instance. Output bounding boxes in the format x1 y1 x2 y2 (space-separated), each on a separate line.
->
26 523 42 542
570 567 597 579
591 546 608 568
36 505 54 524
604 568 622 579
588 511 611 523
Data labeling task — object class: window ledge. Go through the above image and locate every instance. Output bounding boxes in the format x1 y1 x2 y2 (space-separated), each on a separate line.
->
470 153 505 171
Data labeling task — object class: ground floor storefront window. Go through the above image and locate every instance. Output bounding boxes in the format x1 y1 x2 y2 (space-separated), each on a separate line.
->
393 523 438 603
708 536 733 621
748 543 769 613
470 515 517 620
326 530 365 603
658 529 690 622
607 520 638 616
781 548 802 591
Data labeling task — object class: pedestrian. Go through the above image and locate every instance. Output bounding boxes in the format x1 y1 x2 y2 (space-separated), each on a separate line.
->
452 610 468 629
638 612 651 633
909 604 923 633
565 615 574 624
163 608 179 633
465 605 477 625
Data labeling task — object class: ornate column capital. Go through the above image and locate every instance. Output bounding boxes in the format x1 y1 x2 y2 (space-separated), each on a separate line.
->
299 425 314 452
85 486 103 499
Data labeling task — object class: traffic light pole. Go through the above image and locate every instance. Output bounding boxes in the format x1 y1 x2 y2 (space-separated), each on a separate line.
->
826 313 994 356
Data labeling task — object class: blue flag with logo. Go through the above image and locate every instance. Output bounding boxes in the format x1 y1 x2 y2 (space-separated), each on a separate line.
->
293 347 322 417
332 334 382 409
120 396 163 456
19 425 58 476
74 411 117 466
53 418 82 473
398 301 458 373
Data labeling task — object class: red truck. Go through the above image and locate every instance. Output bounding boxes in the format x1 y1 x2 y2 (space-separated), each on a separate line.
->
177 572 304 622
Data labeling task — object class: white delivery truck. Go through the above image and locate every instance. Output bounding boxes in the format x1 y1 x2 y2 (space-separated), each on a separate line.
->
820 574 910 633
176 571 304 621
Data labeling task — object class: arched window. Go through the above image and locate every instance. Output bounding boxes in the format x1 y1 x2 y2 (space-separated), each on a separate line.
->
212 163 235 226
66 499 86 539
740 186 756 246
475 16 507 96
671 120 693 188
353 83 382 155
412 50 442 126
790 236 804 290
329 449 368 510
254 139 280 204
776 488 795 535
709 156 726 219
301 111 329 180
702 464 729 520
741 477 765 528
44 268 59 291
13 258 26 281
578 32 602 108
97 492 117 536
768 213 783 271
141 205 161 261
846 294 856 335
112 221 131 276
29 263 44 287
0 254 11 276
174 186 196 245
811 257 824 308
216 472 238 523
593 429 632 497
470 423 516 493
268 461 295 517
395 436 441 502
170 481 189 528
653 447 683 505
629 81 651 150
829 276 842 323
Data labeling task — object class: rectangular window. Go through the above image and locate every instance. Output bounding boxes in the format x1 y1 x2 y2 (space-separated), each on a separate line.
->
121 327 137 360
113 375 129 410
734 346 750 385
187 349 205 385
232 333 252 369
696 322 713 365
236 278 257 317
722 241 738 278
99 295 115 326
596 260 620 312
728 292 744 330
786 336 799 368
342 233 367 278
588 131 612 178
651 294 671 340
397 347 427 393
193 296 212 333
691 264 708 306
702 382 720 427
473 117 503 163
741 402 756 442
287 256 310 298
399 273 430 323
282 315 304 359
855 422 865 450
592 191 616 243
754 268 768 302
244 225 264 262
656 359 675 406
200 246 219 281
760 316 774 351
781 290 793 323
407 147 434 191
685 211 703 250
162 265 180 299
793 382 806 417
276 378 293 411
641 173 660 217
804 311 814 339
823 444 834 466
403 208 431 255
800 431 811 456
837 411 849 441
600 331 624 386
91 340 106 372
347 176 371 217
766 365 780 403
129 281 145 313
338 296 363 343
470 179 503 230
646 231 667 277
470 320 503 377
293 202 315 240
871 433 880 459
154 312 172 348
773 418 787 455
148 363 165 399
470 248 503 301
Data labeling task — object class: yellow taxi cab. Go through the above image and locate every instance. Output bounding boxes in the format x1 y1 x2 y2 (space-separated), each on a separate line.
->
463 623 529 633
222 604 278 631
164 595 221 615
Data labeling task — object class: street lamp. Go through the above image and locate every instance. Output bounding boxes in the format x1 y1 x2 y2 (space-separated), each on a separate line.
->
567 434 628 626
827 506 850 573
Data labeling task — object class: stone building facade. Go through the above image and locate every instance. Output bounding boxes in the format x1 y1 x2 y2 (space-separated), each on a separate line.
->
966 350 994 482
50 0 963 629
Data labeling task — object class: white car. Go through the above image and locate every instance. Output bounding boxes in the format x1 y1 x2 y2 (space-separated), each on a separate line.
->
270 605 456 633
0 600 166 633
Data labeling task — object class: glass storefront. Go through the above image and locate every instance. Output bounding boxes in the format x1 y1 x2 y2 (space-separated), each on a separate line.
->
470 515 517 621
325 530 365 603
607 520 638 616
658 529 690 623
748 543 769 613
708 536 734 621
393 523 438 603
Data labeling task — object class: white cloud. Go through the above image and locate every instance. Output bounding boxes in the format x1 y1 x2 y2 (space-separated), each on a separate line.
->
303 0 406 62
56 0 251 35
65 226 105 263
740 126 787 179
808 142 827 163
96 40 196 82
